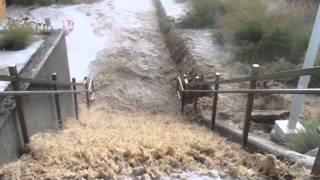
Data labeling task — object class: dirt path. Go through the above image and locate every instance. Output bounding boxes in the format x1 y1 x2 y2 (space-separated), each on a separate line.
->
90 0 179 113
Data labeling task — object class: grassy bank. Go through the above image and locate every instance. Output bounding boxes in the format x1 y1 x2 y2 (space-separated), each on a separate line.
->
177 0 317 78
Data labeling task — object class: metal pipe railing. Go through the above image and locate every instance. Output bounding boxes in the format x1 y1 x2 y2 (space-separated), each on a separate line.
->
0 90 87 96
181 88 320 94
0 74 84 87
177 64 320 176
187 66 320 85
1 65 95 154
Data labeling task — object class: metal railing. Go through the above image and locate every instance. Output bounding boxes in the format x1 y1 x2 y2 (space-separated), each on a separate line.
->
176 64 320 177
1 65 95 149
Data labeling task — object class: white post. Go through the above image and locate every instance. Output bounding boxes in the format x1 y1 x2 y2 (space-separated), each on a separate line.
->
288 4 320 129
271 5 320 142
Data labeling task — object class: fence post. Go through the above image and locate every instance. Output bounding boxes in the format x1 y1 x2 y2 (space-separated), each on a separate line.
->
242 64 259 147
181 75 187 115
52 73 62 129
84 77 90 109
312 146 320 177
72 78 79 120
211 73 221 130
8 65 29 146
193 76 199 111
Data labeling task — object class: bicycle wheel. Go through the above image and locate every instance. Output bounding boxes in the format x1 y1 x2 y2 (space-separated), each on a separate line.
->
7 21 21 29
0 23 6 30
25 21 38 30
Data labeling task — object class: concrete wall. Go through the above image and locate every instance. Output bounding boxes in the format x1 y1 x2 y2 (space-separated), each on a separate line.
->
0 30 75 164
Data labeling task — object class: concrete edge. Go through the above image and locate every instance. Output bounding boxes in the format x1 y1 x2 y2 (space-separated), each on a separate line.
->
152 0 315 167
0 30 65 130
212 119 315 166
19 30 65 86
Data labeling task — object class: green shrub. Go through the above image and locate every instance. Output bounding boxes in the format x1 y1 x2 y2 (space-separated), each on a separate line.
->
221 0 311 64
286 120 320 153
308 57 320 88
175 0 226 28
0 27 33 51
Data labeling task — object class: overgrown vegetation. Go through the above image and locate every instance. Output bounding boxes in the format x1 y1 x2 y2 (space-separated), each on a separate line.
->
0 27 33 51
220 1 313 65
286 120 320 154
178 0 317 84
175 0 226 28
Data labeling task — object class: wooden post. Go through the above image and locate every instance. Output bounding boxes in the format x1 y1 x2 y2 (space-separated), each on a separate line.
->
8 65 29 145
52 73 62 129
312 146 320 177
72 78 79 120
242 64 259 147
211 73 221 130
84 77 90 109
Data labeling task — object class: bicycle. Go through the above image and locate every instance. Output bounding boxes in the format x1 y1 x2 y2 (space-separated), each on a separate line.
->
6 17 39 30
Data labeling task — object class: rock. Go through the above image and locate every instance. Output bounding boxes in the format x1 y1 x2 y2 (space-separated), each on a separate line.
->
251 110 289 124
306 148 319 157
218 111 235 120
132 167 147 177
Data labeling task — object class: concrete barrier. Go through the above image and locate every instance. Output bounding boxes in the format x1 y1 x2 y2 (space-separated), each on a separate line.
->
0 30 75 164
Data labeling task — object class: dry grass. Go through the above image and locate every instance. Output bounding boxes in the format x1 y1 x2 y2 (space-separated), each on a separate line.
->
0 105 311 179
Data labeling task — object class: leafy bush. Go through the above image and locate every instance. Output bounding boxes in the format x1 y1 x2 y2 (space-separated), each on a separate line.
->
175 0 226 28
221 0 311 64
309 57 320 88
0 27 33 51
286 120 320 153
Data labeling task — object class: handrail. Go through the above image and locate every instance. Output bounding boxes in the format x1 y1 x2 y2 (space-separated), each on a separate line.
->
177 64 320 176
187 66 320 85
88 77 94 92
177 76 184 91
0 74 84 86
1 65 96 158
182 88 320 94
0 90 87 96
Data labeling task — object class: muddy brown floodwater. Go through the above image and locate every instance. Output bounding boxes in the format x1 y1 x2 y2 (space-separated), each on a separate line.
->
0 0 314 179
91 0 179 113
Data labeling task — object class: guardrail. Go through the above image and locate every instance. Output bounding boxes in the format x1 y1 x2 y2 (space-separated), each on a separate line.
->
176 64 320 177
1 65 95 151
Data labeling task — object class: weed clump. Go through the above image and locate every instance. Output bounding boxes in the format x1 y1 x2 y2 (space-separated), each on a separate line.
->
178 0 315 70
286 120 320 154
175 0 226 29
0 27 33 51
220 1 312 65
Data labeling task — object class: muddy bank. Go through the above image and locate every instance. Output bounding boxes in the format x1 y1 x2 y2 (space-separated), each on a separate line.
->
153 0 316 170
154 0 217 81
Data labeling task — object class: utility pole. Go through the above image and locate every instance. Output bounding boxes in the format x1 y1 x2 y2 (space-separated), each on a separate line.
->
272 4 320 142
289 4 320 129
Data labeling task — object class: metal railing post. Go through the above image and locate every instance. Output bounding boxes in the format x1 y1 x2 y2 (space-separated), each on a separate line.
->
242 64 259 147
193 76 199 111
72 78 79 120
312 146 320 177
8 65 29 146
84 77 90 109
181 75 187 114
52 73 62 129
211 73 221 130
